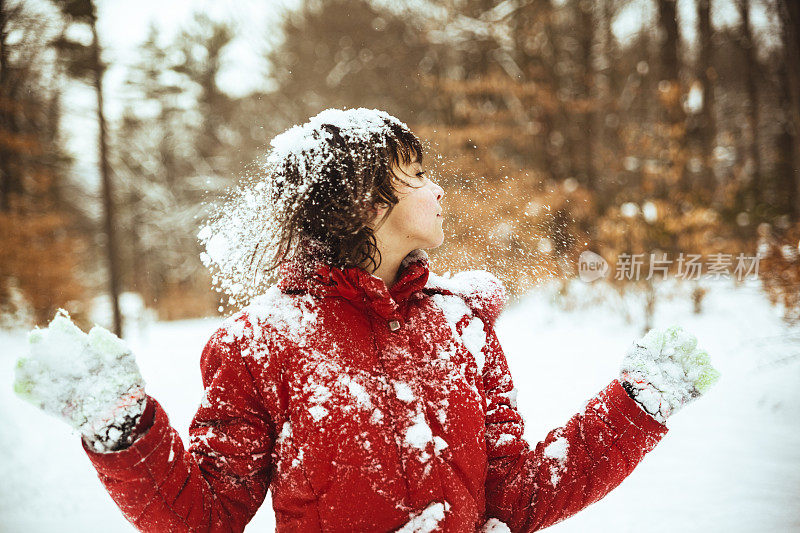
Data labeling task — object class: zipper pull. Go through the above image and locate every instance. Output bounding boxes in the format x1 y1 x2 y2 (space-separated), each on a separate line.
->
388 319 401 332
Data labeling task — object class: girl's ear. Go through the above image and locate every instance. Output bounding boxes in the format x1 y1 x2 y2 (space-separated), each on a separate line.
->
363 200 386 227
365 199 390 214
366 201 392 229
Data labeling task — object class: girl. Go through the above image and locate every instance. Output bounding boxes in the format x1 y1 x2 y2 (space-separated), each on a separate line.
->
14 108 720 532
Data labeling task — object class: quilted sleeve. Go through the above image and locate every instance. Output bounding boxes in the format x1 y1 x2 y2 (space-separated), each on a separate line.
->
482 324 670 531
82 315 278 532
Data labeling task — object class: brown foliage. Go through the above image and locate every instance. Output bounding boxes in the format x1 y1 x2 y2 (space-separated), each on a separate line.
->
759 222 800 323
155 280 219 321
0 207 85 323
417 126 594 295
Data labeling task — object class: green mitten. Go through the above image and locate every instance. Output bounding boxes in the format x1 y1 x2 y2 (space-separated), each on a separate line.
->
620 325 721 424
14 310 146 452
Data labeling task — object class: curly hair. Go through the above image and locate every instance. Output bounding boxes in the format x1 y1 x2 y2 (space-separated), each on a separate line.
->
199 108 423 305
272 110 423 273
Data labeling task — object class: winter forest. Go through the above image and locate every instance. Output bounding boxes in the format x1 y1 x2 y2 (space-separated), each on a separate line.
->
1 0 799 531
1 0 799 328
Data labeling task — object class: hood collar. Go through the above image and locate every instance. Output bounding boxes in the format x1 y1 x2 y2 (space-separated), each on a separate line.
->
278 249 430 321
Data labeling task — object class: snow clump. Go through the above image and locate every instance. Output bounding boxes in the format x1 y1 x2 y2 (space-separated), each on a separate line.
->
198 108 414 308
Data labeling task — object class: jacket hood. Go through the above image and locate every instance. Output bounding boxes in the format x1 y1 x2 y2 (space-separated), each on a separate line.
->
277 249 430 321
276 247 508 327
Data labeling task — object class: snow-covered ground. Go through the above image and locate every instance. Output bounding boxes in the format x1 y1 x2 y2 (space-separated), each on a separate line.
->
1 279 798 532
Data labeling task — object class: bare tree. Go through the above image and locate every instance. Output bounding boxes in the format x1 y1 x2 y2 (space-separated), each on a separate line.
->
0 0 20 211
658 0 688 186
52 0 122 335
777 0 800 217
577 0 596 190
697 0 716 194
736 0 763 209
0 0 85 323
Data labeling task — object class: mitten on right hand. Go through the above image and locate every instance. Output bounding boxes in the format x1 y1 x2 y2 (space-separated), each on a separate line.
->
619 325 721 424
14 310 147 452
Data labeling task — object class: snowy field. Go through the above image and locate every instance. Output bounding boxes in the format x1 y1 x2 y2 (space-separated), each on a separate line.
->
1 279 799 532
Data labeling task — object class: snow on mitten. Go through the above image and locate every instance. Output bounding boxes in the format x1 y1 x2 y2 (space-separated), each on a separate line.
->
14 310 147 452
619 325 721 424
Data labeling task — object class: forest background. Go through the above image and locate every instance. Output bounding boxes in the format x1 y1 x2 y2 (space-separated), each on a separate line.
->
3 0 800 335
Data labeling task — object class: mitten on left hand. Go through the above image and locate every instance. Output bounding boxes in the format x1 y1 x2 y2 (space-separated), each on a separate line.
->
620 325 721 424
14 310 147 452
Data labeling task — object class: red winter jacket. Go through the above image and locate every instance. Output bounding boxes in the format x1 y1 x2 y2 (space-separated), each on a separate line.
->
83 249 669 532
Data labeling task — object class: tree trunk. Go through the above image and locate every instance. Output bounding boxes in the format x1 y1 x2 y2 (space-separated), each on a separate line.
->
737 0 762 208
91 21 123 336
778 0 800 219
0 0 17 212
657 0 680 83
697 0 716 196
514 0 558 178
656 0 687 193
578 0 595 190
593 0 622 211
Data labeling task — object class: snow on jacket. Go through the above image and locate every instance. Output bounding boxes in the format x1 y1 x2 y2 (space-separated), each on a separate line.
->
83 249 669 532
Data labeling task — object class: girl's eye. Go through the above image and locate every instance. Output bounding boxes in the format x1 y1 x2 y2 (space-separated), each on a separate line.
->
416 171 426 178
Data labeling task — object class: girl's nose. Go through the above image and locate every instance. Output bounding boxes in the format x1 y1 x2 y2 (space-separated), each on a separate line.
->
433 182 444 201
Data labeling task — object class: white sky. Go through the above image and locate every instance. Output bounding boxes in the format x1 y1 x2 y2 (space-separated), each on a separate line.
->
62 0 297 189
96 0 299 114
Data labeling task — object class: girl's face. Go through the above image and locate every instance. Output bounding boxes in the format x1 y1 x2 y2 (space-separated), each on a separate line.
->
371 156 445 253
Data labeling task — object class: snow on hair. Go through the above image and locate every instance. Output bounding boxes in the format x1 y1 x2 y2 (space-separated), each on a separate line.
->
198 108 423 307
